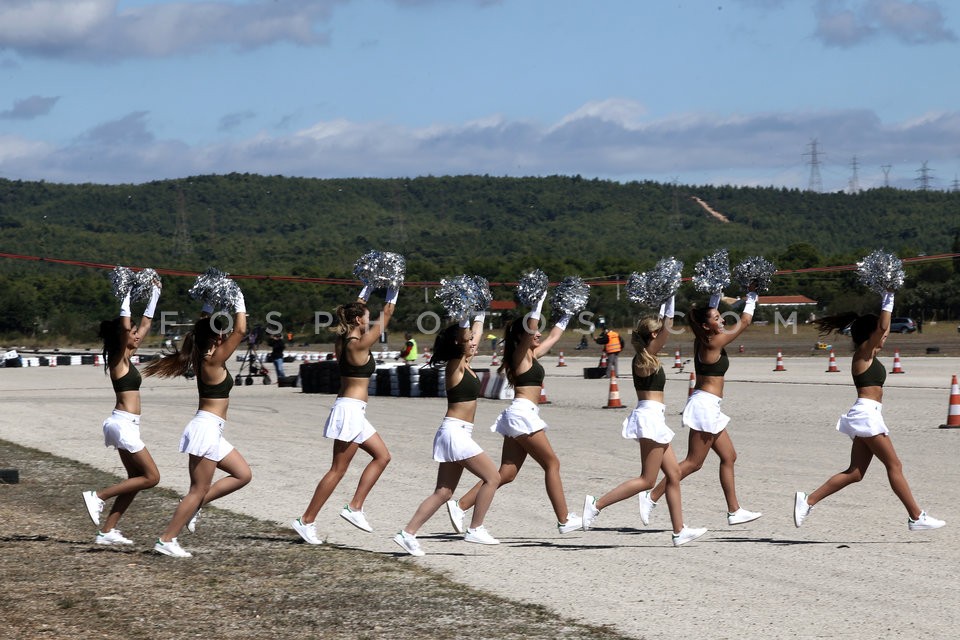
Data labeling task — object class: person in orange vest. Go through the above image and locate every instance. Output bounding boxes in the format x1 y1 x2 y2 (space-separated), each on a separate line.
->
595 322 623 377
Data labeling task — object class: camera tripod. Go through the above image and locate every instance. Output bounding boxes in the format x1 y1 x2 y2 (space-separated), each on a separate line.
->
235 338 271 386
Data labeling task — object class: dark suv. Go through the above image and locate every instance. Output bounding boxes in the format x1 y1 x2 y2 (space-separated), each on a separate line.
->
890 317 917 333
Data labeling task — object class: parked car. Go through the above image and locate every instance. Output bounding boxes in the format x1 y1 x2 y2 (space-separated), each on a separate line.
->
890 317 917 333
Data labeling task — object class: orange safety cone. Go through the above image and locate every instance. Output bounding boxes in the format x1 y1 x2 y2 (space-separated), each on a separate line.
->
539 384 551 405
773 350 786 372
738 344 745 354
49 355 57 368
557 351 567 367
673 349 682 369
939 375 960 429
93 354 101 367
891 350 905 374
825 350 840 373
490 351 499 367
603 369 624 409
687 371 696 397
599 351 608 370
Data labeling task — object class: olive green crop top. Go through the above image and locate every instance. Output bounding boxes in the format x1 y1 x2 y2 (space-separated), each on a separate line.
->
111 364 142 393
633 365 666 392
447 369 481 403
198 368 234 399
694 347 729 377
513 358 545 388
339 339 376 378
852 357 886 389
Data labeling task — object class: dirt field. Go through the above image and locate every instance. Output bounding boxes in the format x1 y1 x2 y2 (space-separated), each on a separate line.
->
0 440 630 640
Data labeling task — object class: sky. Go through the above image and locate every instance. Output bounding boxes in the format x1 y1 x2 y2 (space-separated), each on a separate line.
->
1 0 959 191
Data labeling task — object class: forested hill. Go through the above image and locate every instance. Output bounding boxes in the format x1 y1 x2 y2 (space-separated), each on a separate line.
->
1 174 959 339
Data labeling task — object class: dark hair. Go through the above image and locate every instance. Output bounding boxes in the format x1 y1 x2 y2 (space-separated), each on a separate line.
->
143 316 226 378
688 304 713 344
333 301 368 358
498 318 529 386
813 312 878 347
98 318 124 373
429 324 464 368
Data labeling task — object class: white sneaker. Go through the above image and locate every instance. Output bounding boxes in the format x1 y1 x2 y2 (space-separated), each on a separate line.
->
582 495 601 530
187 508 202 533
638 490 657 526
794 492 812 527
727 507 762 525
81 490 104 526
446 499 465 534
558 513 582 534
95 529 133 546
291 517 323 545
393 530 425 556
672 526 708 547
340 505 373 533
154 537 192 558
908 511 946 531
464 526 500 545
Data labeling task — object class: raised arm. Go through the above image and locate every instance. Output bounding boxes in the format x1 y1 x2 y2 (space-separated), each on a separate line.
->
863 292 893 353
710 289 757 349
646 296 675 355
357 286 399 351
133 282 161 341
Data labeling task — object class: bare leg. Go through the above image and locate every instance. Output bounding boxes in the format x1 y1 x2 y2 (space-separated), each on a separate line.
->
198 449 253 505
710 430 740 512
806 437 873 507
160 455 216 541
459 436 525 511
650 429 714 502
461 452 500 529
595 440 666 510
659 444 685 533
100 448 160 532
301 440 361 523
862 434 922 519
347 433 391 510
404 462 464 534
515 430 570 523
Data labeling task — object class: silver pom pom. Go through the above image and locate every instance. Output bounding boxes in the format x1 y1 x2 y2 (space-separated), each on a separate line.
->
732 256 776 294
189 267 240 311
857 250 905 293
551 276 590 319
353 250 406 289
516 269 549 307
628 257 684 305
436 275 487 319
130 268 161 302
692 249 730 294
471 275 493 312
110 266 135 300
189 267 227 301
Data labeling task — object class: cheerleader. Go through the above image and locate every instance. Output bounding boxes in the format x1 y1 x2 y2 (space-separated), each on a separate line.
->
291 286 397 545
394 316 501 556
144 295 252 558
640 289 762 527
449 292 582 534
794 291 945 531
582 298 707 546
80 283 162 546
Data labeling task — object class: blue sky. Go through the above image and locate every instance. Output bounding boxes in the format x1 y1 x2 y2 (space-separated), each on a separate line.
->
1 0 958 190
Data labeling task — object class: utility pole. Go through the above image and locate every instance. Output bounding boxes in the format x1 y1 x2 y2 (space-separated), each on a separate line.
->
915 161 933 191
804 139 823 193
848 155 860 194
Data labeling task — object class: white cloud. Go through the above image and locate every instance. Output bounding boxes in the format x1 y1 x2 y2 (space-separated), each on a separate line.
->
3 104 959 189
815 0 955 47
0 0 343 60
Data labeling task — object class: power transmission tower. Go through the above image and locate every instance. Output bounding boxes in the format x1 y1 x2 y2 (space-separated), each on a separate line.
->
173 188 193 258
880 164 892 188
848 155 860 194
803 139 823 193
951 175 960 192
915 161 933 191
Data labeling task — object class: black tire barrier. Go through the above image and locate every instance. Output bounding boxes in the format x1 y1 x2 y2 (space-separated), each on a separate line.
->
583 367 606 379
0 468 20 484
